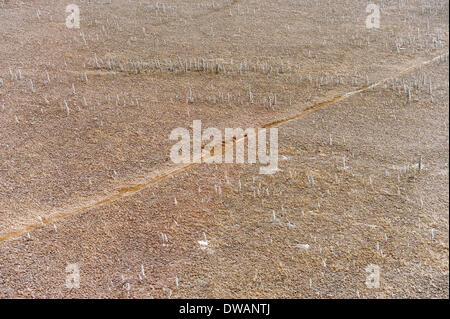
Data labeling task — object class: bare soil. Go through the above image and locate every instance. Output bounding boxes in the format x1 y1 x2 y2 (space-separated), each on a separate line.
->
0 0 448 298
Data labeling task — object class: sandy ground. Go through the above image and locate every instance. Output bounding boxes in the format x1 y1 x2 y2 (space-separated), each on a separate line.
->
0 0 448 298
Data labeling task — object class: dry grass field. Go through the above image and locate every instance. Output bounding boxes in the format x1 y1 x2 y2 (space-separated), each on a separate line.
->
0 0 448 298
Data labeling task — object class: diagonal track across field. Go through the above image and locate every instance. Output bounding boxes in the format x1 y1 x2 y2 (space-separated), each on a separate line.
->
0 51 448 244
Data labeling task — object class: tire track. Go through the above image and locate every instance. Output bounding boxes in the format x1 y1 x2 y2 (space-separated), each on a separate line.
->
0 51 447 243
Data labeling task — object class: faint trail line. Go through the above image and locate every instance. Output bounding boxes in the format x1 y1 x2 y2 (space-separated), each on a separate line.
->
0 52 447 244
262 52 449 129
148 0 240 27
